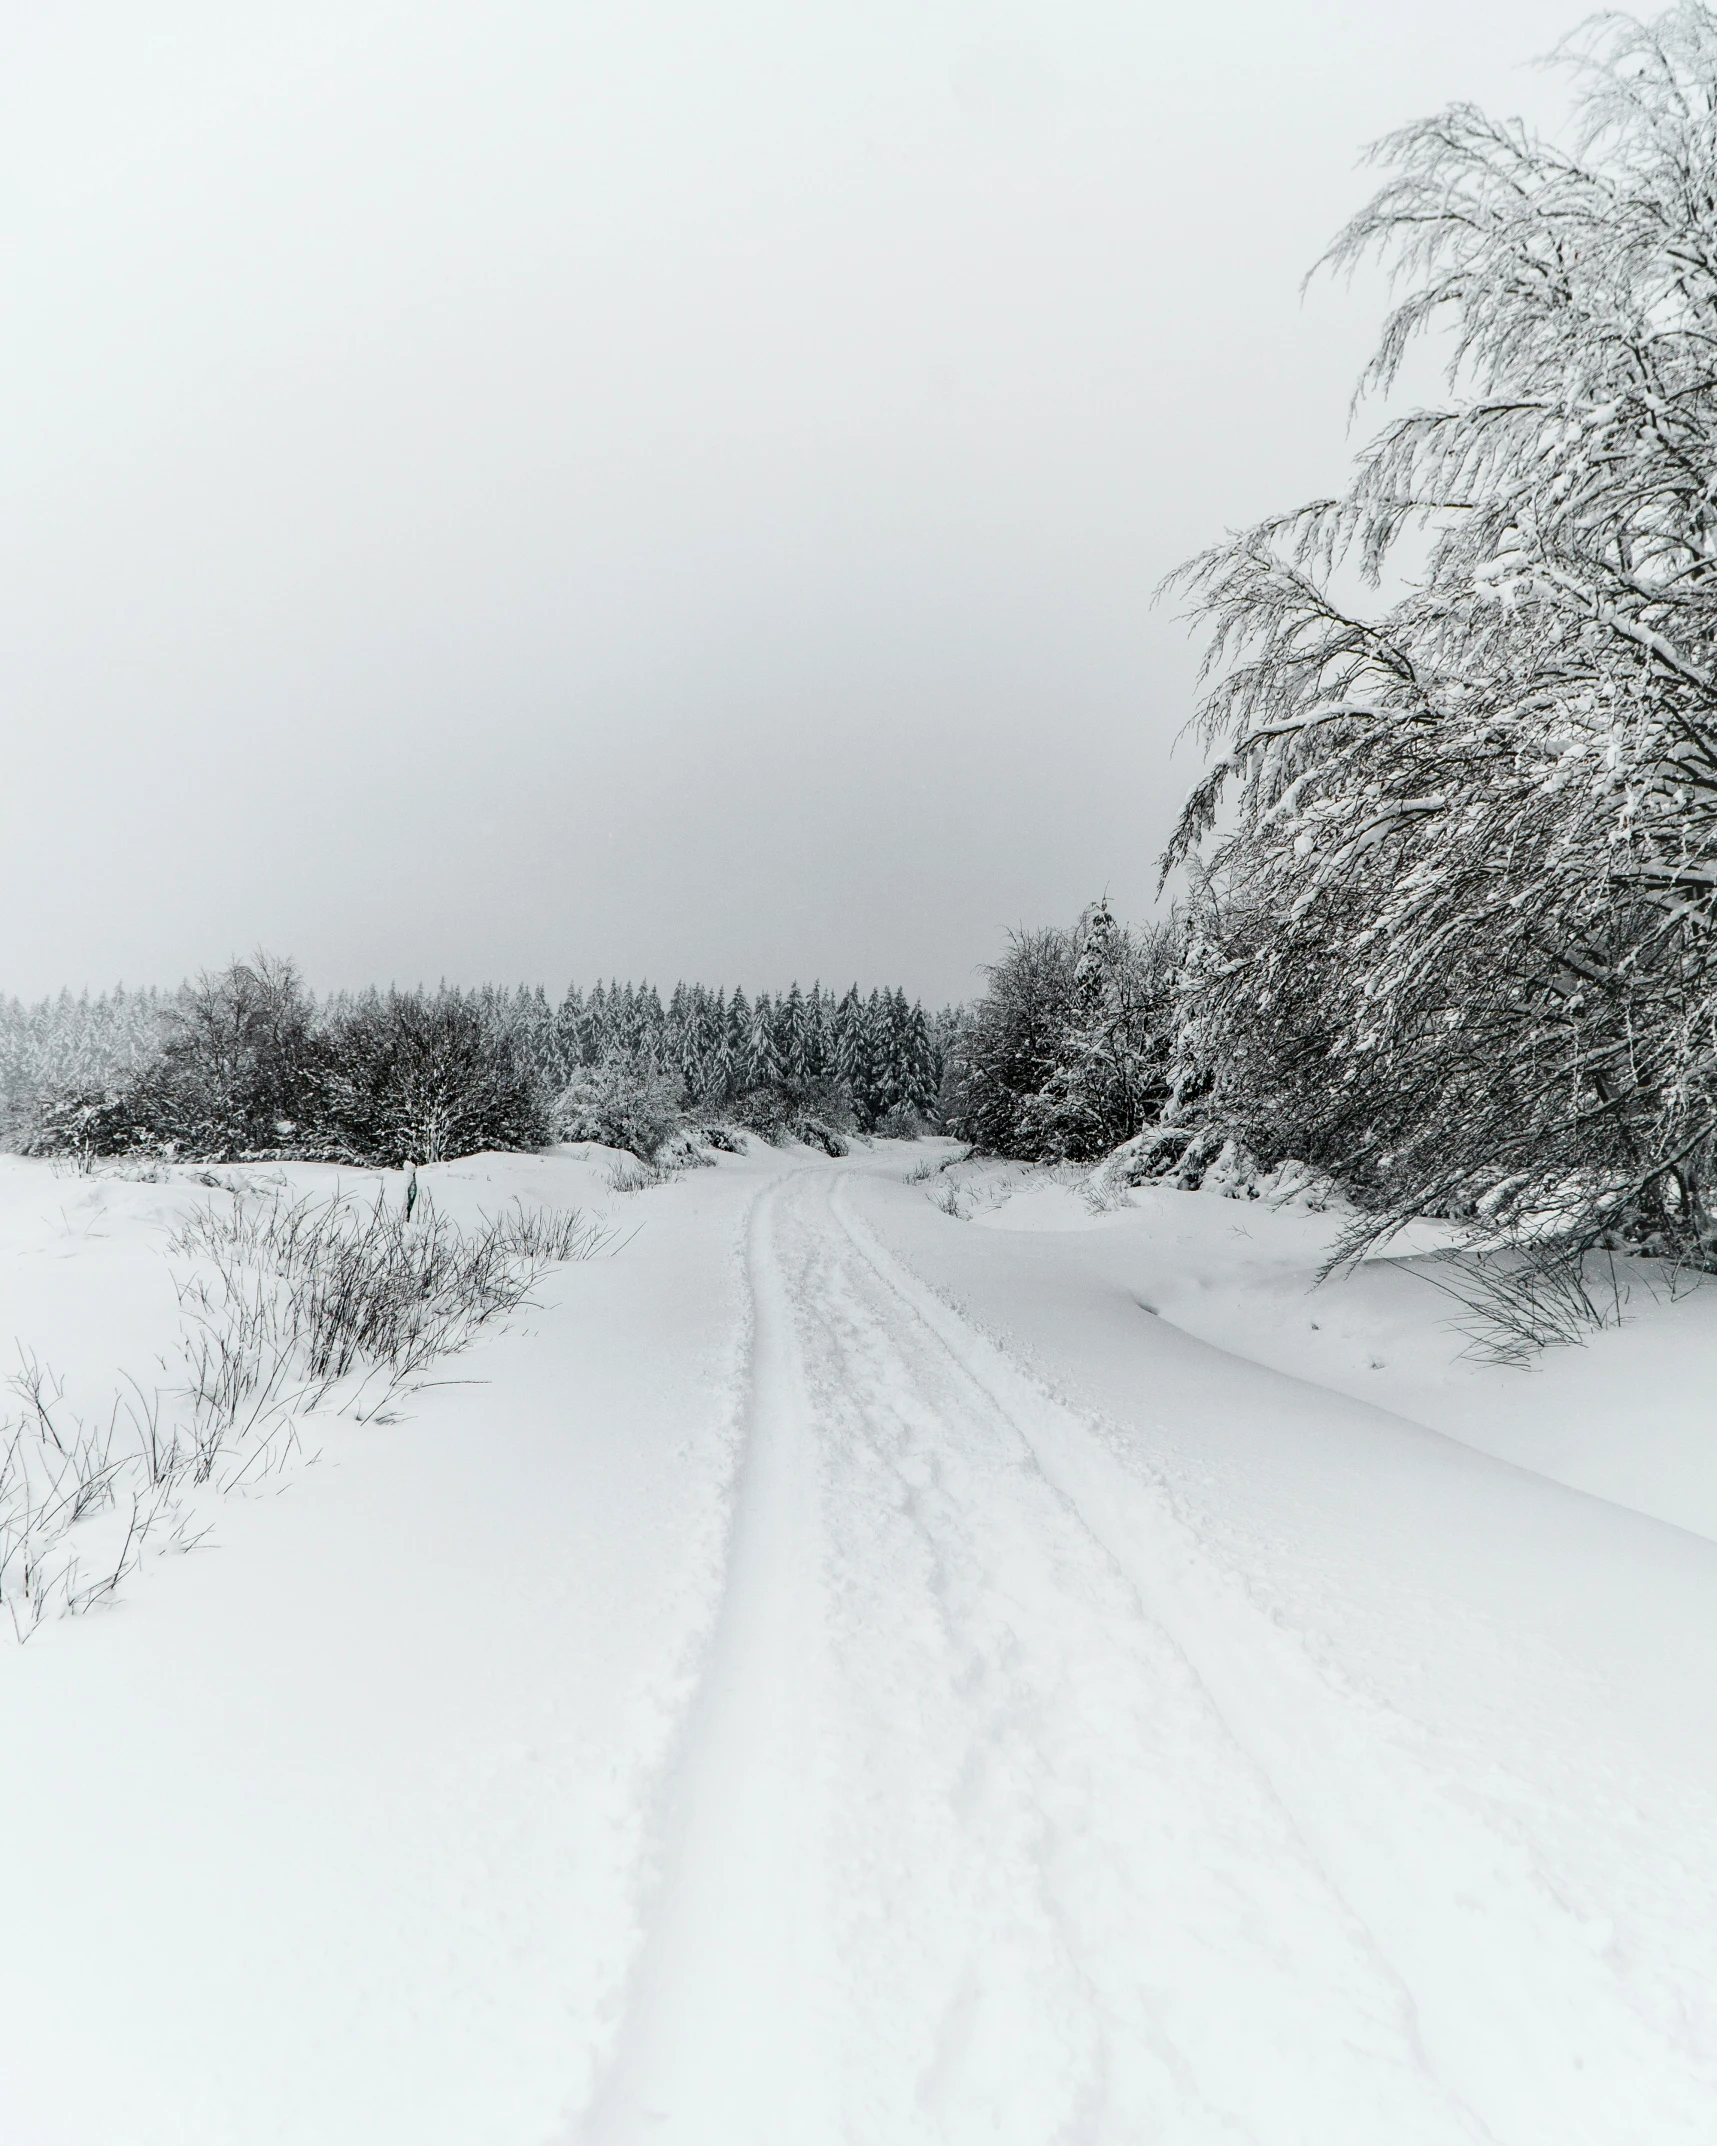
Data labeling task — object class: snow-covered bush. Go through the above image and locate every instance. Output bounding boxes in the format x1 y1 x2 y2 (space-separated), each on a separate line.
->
794 1117 852 1157
30 967 548 1167
318 991 548 1164
1081 1124 1344 1207
724 1081 853 1154
554 1055 686 1159
1164 3 1717 1264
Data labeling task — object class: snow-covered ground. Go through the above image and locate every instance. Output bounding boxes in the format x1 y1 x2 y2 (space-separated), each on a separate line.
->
2 1141 1715 2143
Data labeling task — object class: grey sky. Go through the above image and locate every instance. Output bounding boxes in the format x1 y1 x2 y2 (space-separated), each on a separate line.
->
2 0 1578 1003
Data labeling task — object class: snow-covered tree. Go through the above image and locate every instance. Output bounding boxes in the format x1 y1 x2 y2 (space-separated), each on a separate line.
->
1016 900 1177 1160
1166 3 1717 1255
804 983 832 1082
775 982 808 1085
942 928 1076 1156
0 985 168 1114
747 991 782 1088
16 954 942 1162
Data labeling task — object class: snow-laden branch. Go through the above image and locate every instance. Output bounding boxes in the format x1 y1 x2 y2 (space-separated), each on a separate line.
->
1160 2 1717 1263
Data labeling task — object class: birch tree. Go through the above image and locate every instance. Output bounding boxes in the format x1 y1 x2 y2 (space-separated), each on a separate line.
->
1167 3 1717 1256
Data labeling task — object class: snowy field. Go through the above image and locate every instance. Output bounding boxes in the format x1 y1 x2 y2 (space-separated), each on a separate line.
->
2 1139 1716 2144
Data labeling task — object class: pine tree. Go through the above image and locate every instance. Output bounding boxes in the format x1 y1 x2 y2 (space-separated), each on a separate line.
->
832 986 863 1101
705 989 734 1101
904 1000 938 1116
636 984 666 1065
777 982 808 1086
803 983 831 1082
725 988 753 1089
748 991 783 1087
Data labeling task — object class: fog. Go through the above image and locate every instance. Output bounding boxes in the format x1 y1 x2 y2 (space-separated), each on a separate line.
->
1 0 1577 1003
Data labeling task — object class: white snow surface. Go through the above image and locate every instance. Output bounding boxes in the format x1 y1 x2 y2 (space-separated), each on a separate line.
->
2 1141 1715 2144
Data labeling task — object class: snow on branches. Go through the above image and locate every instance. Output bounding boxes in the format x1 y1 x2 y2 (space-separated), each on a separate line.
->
1164 3 1717 1256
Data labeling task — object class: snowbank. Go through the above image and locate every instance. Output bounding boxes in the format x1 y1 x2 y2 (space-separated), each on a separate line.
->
948 1156 1717 1544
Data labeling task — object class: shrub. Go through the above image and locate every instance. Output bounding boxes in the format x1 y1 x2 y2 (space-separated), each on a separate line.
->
553 1054 685 1158
726 1085 791 1142
322 991 549 1165
171 1186 610 1404
722 1082 852 1154
25 1086 153 1164
791 1117 850 1157
0 1186 615 1638
29 957 328 1162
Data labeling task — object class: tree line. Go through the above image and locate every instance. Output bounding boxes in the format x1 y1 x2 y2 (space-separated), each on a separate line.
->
10 964 951 1166
0 986 168 1118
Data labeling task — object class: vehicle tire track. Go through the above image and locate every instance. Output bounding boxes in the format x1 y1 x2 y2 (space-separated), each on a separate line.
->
827 1172 1717 2145
578 1167 1535 2144
577 1172 837 2145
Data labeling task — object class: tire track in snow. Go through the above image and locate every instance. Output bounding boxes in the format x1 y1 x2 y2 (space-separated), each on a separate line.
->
579 1167 1531 2144
797 1170 1479 2146
578 1171 838 2145
828 1174 1717 2145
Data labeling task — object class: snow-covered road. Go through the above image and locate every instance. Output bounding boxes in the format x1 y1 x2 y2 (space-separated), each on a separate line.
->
591 1168 1486 2141
3 1143 1715 2144
584 1164 1717 2144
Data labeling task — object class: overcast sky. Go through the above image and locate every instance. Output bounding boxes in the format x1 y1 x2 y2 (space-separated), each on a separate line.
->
2 0 1581 1003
